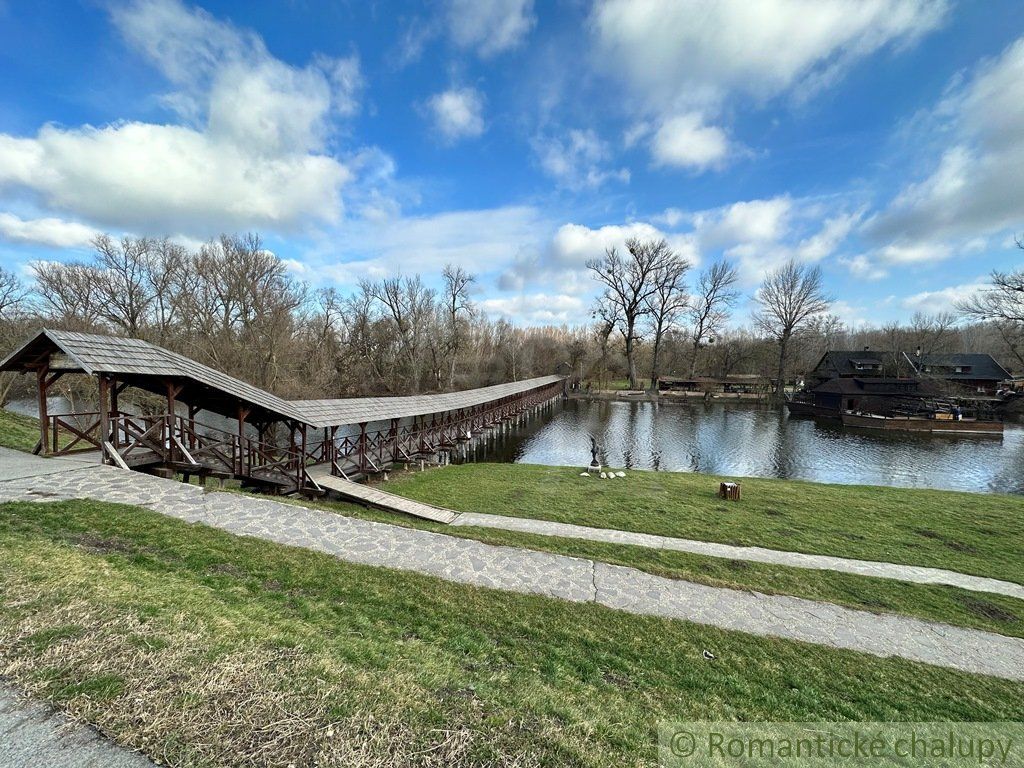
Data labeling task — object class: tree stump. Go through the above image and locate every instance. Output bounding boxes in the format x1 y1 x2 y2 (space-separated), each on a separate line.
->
719 482 741 501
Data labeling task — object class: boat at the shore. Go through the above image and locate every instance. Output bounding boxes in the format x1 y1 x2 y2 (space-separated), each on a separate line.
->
840 410 1004 435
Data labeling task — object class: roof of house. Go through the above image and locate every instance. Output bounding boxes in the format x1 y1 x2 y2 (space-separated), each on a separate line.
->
812 350 1012 382
810 351 888 377
915 353 1011 381
0 329 563 429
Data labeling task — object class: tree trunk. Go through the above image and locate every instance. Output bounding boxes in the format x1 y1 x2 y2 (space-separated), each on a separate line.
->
649 323 664 390
624 319 638 389
775 333 789 401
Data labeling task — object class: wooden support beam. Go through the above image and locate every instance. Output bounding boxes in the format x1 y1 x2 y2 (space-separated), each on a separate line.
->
36 360 50 456
98 375 110 465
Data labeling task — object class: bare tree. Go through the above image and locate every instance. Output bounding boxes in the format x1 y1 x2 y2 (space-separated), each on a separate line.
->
686 261 739 376
441 264 475 388
753 260 832 399
0 267 26 319
645 253 691 389
587 237 683 389
959 240 1024 366
92 234 156 336
32 260 104 327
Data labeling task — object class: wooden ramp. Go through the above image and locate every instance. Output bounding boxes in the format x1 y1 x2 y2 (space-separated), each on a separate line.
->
307 464 459 524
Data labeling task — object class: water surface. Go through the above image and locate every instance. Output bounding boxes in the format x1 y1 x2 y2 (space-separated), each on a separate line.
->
462 398 1024 494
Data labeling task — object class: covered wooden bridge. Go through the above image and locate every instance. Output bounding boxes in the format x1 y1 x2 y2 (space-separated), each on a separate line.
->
1 330 565 494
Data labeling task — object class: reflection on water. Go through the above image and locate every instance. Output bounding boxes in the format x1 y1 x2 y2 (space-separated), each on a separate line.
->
461 398 1024 494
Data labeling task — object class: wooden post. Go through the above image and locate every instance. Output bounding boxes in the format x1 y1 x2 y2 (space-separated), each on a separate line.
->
36 361 49 456
358 422 367 471
188 404 200 450
237 405 250 476
98 375 110 464
389 417 399 463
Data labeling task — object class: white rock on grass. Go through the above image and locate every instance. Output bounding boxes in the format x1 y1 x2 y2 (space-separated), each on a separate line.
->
615 471 626 477
580 472 590 477
600 472 608 479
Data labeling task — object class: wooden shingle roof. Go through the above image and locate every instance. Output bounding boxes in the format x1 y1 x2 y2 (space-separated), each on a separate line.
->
1 329 563 428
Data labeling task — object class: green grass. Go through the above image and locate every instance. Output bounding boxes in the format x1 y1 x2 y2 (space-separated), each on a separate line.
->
0 407 42 452
382 464 1024 584
258 491 1024 639
1 499 1022 768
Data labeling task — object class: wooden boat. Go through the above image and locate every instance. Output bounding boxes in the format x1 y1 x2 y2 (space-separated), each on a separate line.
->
785 398 839 418
840 411 1004 435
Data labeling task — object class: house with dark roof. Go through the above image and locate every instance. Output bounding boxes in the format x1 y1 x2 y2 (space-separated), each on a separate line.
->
912 354 1012 395
806 350 901 386
806 350 1011 395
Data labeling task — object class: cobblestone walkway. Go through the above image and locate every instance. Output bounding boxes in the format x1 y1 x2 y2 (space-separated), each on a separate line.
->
0 684 154 768
453 512 1024 600
1 449 1022 682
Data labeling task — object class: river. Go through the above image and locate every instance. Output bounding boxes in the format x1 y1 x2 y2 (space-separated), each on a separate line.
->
460 397 1024 494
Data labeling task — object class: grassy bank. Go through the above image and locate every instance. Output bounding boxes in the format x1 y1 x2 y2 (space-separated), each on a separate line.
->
2 499 1022 768
271 493 1024 639
0 407 40 452
383 464 1024 584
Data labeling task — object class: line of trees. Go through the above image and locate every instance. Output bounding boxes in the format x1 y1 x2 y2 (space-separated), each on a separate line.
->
587 236 1022 398
0 232 1020 409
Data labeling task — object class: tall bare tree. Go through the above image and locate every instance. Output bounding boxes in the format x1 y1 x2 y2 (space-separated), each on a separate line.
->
686 260 739 375
587 237 684 389
645 254 691 389
753 260 831 399
441 264 475 388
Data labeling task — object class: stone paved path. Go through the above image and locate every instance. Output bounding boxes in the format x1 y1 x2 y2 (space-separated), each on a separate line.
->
0 684 154 768
1 448 1022 682
453 512 1024 600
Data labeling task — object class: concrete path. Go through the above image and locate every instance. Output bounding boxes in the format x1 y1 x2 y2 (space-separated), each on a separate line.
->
1 448 1023 682
453 512 1024 601
0 684 154 768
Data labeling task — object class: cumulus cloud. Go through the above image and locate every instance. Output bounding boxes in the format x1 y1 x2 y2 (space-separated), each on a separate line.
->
649 114 733 170
479 292 585 325
901 280 987 314
532 129 629 189
0 0 360 236
867 37 1024 246
308 206 550 286
0 213 99 248
447 0 535 57
591 0 947 169
425 88 486 143
591 0 947 109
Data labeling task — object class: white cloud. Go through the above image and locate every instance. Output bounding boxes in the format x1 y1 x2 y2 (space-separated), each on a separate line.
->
695 197 793 245
868 37 1024 244
447 0 535 57
796 211 862 261
591 0 947 109
901 280 987 314
499 220 698 293
840 254 888 280
0 213 99 248
591 0 946 168
650 114 733 171
532 129 629 189
479 292 585 325
309 206 550 286
425 88 486 143
0 0 359 236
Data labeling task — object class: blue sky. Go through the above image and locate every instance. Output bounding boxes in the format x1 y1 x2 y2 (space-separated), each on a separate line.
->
1 0 1023 327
